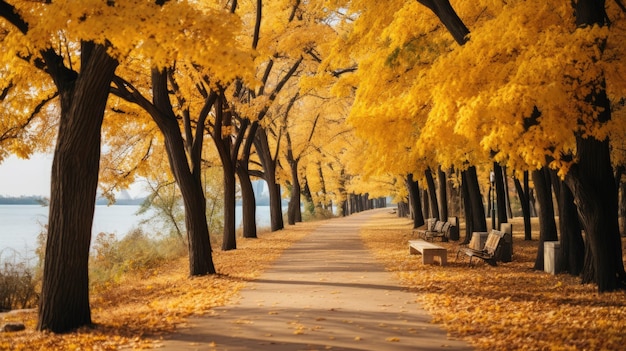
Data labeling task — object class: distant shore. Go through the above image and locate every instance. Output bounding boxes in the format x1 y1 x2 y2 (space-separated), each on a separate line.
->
0 195 146 206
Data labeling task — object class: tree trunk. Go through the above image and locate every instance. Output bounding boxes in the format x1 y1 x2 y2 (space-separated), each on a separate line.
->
425 168 440 220
222 163 237 250
465 166 487 233
513 172 532 241
406 174 425 228
212 94 237 250
38 43 118 333
287 158 301 225
620 181 626 236
421 189 430 220
149 70 215 273
460 169 473 244
255 126 284 231
532 167 558 271
437 166 448 220
556 179 584 275
237 161 257 239
502 166 514 219
563 0 626 292
494 163 508 227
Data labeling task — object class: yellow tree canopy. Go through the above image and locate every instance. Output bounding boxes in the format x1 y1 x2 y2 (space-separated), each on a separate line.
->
1 0 255 166
321 0 626 180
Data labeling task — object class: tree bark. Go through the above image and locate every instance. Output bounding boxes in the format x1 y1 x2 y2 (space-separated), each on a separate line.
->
563 0 626 291
532 167 558 271
556 178 584 275
425 168 440 220
38 42 118 333
465 166 487 233
149 70 216 272
437 166 448 220
213 93 237 250
513 172 533 241
494 163 508 227
287 158 301 225
416 0 470 45
255 126 284 231
502 166 514 219
237 161 257 238
406 173 425 228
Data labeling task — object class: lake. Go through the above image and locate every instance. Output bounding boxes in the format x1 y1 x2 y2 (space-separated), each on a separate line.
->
0 204 273 262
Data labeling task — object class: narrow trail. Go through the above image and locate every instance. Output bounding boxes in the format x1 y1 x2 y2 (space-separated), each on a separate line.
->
157 209 472 351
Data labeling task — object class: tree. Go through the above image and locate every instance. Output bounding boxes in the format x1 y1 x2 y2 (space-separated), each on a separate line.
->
1 0 254 331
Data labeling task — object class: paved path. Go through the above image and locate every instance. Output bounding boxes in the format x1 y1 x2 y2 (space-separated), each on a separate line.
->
158 209 472 350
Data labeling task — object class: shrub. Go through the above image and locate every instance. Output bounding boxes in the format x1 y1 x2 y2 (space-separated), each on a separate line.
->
0 251 39 311
89 228 186 287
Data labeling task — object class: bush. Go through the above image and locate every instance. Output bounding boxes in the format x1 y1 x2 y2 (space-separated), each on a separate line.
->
89 228 186 287
0 251 39 311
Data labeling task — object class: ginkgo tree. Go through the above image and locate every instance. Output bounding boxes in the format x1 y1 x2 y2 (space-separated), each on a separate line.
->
322 0 626 291
0 0 253 333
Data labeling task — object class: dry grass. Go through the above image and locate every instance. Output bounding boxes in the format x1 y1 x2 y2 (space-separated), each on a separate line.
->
0 220 325 350
360 212 626 351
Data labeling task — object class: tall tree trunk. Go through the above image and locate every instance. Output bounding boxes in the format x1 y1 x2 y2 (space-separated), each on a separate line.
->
563 0 626 292
406 174 425 228
620 181 626 236
556 179 584 275
255 126 284 231
237 162 257 238
502 166 514 219
287 158 301 225
460 169 473 244
513 172 533 241
425 168 440 220
532 167 558 271
465 166 487 233
437 166 448 220
148 70 216 272
212 94 237 250
421 189 430 220
38 43 118 333
222 163 237 250
494 162 508 228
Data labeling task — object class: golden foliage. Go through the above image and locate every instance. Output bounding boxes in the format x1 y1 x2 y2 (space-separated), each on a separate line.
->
322 0 626 181
0 222 321 350
360 213 626 351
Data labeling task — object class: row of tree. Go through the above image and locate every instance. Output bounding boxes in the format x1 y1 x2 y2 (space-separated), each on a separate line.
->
324 0 625 293
2 0 626 335
0 0 396 333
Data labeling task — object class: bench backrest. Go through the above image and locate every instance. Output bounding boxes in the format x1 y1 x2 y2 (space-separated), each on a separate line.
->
433 221 445 232
484 230 504 255
441 221 451 233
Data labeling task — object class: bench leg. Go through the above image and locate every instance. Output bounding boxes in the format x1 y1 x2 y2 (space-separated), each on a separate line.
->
422 254 434 265
440 254 447 266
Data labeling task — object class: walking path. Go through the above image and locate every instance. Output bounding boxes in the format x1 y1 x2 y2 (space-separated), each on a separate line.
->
157 209 472 350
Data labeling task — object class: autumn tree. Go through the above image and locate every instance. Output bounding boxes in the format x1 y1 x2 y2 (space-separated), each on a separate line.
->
1 0 253 332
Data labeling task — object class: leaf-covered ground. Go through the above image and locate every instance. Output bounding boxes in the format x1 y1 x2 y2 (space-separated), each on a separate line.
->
3 212 626 350
360 213 626 351
0 221 320 350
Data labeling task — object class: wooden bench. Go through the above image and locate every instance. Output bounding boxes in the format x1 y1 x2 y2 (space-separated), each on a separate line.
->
456 230 504 266
409 239 448 266
414 219 455 242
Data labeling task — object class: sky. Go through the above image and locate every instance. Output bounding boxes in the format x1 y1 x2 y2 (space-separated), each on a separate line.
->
0 153 145 198
0 153 52 197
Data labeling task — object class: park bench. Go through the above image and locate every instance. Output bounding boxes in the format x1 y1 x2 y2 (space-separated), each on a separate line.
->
456 230 504 266
408 239 448 266
415 218 455 242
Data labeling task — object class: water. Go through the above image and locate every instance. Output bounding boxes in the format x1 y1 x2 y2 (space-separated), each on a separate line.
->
0 204 273 261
